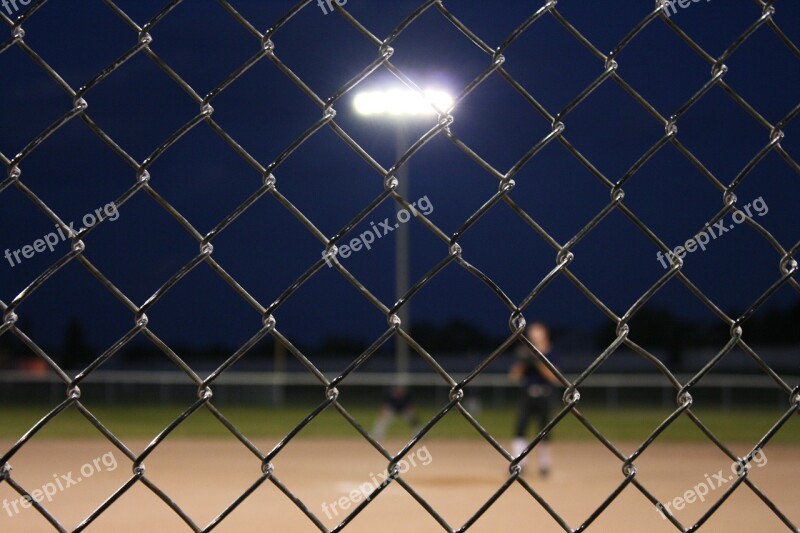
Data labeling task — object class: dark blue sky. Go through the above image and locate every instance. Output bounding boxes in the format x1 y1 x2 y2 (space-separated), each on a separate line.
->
1 1 798 356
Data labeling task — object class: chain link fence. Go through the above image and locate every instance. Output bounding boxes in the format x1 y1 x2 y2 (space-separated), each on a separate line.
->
1 0 799 531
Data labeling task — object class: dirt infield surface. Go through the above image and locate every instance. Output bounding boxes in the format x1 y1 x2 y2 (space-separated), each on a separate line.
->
1 439 797 532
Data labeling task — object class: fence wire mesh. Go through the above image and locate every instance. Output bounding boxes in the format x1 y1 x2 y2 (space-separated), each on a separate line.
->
1 0 799 531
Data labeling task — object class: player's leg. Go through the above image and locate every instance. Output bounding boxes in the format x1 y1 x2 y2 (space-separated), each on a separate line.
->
372 407 396 440
402 407 421 435
534 394 552 477
512 393 534 472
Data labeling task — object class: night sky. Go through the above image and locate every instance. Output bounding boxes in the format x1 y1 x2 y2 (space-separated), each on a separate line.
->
0 0 798 361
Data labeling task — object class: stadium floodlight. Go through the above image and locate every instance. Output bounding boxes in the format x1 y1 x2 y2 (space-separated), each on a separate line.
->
353 87 453 379
353 88 453 117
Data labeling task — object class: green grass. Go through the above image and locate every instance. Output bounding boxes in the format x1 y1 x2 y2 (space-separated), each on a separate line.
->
1 404 797 443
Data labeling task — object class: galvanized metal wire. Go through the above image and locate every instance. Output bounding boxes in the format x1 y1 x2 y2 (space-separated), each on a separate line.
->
1 0 798 531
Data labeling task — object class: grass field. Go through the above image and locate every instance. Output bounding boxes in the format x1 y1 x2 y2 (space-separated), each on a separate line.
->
2 404 798 443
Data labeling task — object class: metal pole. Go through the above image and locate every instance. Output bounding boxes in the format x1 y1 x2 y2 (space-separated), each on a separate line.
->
395 127 410 380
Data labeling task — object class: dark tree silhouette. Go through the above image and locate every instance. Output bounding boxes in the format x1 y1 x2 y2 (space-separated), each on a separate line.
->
318 336 368 356
0 329 14 369
410 319 500 353
596 307 685 369
62 318 91 370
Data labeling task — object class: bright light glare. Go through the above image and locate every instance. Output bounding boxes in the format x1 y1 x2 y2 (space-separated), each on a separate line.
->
354 89 453 116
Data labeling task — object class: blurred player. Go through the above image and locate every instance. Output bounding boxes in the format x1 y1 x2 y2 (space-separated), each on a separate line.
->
509 322 559 477
372 385 421 440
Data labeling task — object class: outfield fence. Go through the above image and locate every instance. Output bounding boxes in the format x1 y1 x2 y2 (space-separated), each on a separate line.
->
1 1 799 532
0 370 796 411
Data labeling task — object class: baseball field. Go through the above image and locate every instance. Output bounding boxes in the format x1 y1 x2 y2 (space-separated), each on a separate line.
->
1 405 797 532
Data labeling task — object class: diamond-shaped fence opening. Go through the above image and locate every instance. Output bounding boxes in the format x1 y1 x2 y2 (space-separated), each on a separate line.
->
1 1 798 531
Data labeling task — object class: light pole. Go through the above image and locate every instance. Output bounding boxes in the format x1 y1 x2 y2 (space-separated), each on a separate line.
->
353 88 453 379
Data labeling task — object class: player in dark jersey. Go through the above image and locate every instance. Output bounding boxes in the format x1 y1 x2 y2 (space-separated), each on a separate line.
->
509 322 559 477
372 385 421 440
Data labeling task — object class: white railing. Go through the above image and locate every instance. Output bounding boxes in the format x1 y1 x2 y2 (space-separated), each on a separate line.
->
1 370 794 410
